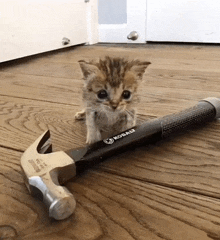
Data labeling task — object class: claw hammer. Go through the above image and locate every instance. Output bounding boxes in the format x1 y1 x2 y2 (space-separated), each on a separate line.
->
21 97 220 220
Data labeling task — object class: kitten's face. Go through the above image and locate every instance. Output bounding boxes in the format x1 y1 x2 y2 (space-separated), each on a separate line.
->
97 83 131 112
79 57 151 114
87 73 138 113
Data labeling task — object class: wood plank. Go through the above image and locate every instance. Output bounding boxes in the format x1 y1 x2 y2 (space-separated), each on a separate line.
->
1 68 220 100
1 147 220 240
2 44 220 79
12 44 220 64
0 95 86 151
0 71 83 105
1 45 220 109
0 60 82 79
147 69 220 91
1 69 220 118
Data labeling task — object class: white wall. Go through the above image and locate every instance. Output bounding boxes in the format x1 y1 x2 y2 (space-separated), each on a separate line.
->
146 0 220 43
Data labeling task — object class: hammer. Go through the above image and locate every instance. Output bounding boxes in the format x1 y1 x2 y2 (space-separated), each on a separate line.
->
21 97 220 220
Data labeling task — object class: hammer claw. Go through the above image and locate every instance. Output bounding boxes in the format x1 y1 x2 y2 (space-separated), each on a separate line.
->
36 130 52 154
39 139 52 154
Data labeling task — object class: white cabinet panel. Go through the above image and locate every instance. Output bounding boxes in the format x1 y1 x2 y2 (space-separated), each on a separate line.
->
0 0 89 62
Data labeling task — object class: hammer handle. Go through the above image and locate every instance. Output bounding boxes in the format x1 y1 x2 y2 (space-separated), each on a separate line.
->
67 99 219 173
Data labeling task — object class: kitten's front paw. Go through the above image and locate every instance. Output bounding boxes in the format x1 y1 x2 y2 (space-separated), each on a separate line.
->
86 131 101 145
75 110 86 120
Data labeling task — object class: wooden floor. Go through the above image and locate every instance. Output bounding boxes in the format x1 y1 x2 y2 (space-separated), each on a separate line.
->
1 43 220 240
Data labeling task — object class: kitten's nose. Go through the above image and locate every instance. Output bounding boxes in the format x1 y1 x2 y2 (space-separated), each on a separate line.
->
110 101 119 110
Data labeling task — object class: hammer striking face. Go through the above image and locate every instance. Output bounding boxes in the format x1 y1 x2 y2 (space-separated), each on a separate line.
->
21 97 220 220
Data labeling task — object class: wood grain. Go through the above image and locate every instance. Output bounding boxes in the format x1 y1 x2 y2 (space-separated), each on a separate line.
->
1 148 220 240
1 43 220 239
0 96 87 152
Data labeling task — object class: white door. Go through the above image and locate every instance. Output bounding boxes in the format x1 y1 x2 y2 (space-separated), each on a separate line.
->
146 0 220 43
98 0 147 43
0 0 97 63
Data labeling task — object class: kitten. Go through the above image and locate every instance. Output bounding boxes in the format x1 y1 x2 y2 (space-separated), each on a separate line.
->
75 56 151 144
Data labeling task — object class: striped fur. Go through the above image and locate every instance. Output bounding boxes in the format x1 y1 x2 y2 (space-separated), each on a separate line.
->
76 56 151 144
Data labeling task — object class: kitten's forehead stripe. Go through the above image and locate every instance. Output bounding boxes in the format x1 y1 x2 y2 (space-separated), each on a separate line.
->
97 56 134 88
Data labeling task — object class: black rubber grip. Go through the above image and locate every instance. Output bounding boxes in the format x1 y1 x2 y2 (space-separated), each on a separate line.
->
160 101 216 138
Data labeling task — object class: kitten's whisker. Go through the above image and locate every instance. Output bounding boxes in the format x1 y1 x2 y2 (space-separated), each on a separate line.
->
125 109 134 118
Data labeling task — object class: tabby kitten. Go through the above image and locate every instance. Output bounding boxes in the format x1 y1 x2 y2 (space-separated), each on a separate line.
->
75 56 151 144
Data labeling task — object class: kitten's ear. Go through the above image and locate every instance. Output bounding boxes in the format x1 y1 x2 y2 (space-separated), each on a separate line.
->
78 60 99 79
130 61 151 80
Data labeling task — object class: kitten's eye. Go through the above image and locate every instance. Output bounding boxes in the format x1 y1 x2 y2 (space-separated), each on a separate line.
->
122 90 131 100
97 90 108 99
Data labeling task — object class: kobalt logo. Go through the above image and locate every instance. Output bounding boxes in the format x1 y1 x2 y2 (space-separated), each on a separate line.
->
103 129 135 145
103 138 114 145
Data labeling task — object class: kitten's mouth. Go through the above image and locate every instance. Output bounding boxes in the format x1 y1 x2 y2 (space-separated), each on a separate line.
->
102 104 125 113
109 106 124 113
111 107 118 112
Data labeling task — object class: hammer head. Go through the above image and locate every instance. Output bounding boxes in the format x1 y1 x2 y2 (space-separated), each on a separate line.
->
21 130 76 220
